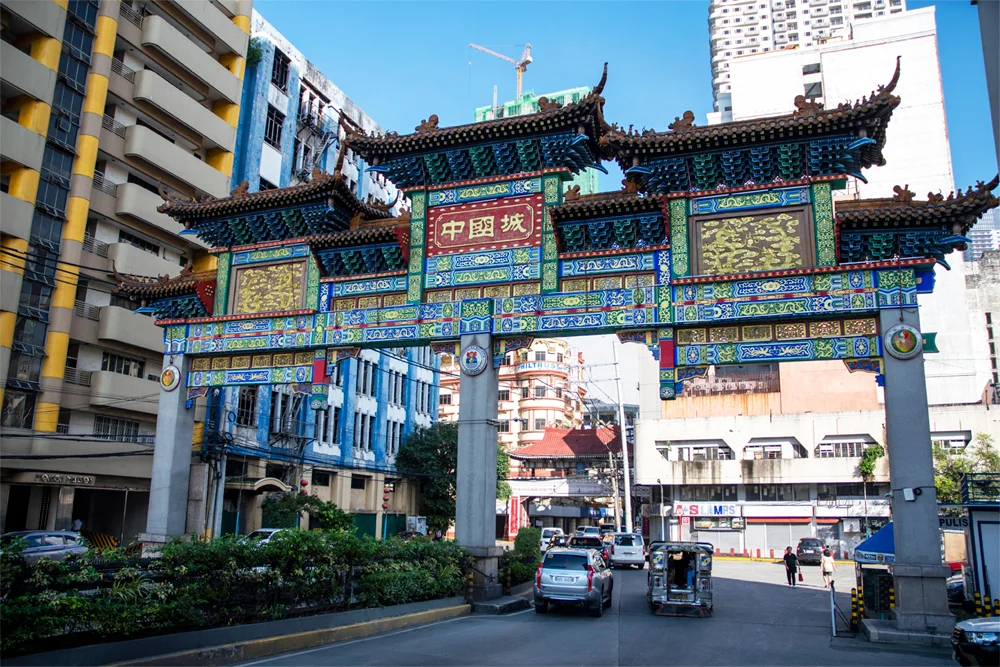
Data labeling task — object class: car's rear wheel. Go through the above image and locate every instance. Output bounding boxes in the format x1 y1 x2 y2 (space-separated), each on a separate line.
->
535 600 548 614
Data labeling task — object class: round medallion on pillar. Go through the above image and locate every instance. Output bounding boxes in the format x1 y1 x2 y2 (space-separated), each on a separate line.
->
883 323 923 360
160 365 181 391
459 344 489 376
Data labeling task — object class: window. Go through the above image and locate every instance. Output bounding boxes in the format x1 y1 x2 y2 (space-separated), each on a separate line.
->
118 229 160 256
744 444 782 460
557 353 564 363
534 384 547 398
258 177 277 191
94 415 141 441
534 351 546 361
534 417 546 431
312 470 331 486
1 391 36 429
498 389 510 402
270 388 303 434
266 463 288 480
101 351 145 377
236 386 258 427
815 440 870 458
746 484 809 502
351 475 367 490
13 318 47 349
804 82 823 99
264 106 284 149
439 393 452 405
8 352 42 383
271 49 290 92
497 420 510 433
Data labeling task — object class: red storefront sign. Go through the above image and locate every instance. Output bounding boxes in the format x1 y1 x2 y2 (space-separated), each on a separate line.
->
426 194 543 257
508 495 522 538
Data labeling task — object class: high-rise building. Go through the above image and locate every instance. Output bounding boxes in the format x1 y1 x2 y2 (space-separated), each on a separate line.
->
965 209 1000 262
188 10 431 538
1 0 251 540
708 0 906 114
474 88 599 196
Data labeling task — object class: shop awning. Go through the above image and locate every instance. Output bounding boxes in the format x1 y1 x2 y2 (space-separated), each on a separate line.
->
854 521 894 564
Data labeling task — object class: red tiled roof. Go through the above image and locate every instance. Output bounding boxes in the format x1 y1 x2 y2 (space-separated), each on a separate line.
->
510 427 621 460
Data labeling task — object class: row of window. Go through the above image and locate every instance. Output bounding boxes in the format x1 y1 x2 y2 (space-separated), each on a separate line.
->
314 405 342 447
658 441 872 460
665 482 890 503
386 420 403 457
414 380 433 415
356 359 377 398
354 412 375 451
386 370 405 406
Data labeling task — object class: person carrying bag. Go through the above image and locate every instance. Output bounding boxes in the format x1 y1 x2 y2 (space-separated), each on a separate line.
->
821 549 837 588
783 547 799 587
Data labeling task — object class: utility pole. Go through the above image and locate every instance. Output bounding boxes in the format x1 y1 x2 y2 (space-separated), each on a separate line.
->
612 343 633 532
607 448 621 530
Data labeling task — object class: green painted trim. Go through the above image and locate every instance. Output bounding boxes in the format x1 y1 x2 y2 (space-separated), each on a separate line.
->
306 255 320 311
669 199 689 279
214 251 231 316
812 182 836 267
407 191 427 305
541 174 561 294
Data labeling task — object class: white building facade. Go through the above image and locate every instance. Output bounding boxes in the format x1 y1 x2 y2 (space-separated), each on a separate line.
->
708 0 906 114
635 405 1000 557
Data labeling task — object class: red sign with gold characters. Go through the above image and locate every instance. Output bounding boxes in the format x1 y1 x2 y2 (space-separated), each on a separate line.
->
426 194 543 257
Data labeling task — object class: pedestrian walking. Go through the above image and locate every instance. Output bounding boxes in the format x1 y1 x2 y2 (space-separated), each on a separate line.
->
783 547 799 587
821 549 836 588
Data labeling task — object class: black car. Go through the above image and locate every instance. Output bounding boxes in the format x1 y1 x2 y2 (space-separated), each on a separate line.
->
795 538 825 565
548 534 572 549
568 535 610 563
952 617 999 666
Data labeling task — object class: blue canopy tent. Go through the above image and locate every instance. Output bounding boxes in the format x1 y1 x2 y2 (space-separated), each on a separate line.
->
853 522 897 620
854 522 894 564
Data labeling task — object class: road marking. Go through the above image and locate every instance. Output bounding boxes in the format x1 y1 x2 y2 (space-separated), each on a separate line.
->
239 615 473 665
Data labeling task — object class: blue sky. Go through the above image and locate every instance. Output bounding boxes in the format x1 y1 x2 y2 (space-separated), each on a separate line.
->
255 0 995 191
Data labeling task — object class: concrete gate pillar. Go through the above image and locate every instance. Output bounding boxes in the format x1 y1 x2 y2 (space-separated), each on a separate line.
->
455 333 502 600
876 308 953 638
140 354 195 551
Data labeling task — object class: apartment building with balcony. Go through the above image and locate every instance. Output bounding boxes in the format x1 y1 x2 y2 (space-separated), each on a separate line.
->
0 0 251 543
438 338 586 451
707 0 905 114
232 10 403 208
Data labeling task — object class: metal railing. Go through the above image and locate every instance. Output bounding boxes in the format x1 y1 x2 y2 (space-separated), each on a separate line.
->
63 368 92 386
73 300 101 321
110 58 136 83
962 473 1000 504
118 2 143 29
102 114 128 139
92 171 118 197
82 234 109 257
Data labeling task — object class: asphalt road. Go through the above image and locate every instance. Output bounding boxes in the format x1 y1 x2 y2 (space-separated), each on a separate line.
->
241 561 955 666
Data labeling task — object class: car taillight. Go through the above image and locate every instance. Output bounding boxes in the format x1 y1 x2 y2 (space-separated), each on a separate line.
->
536 564 543 587
586 564 594 591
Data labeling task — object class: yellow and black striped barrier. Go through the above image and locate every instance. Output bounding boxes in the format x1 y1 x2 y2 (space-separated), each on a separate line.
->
975 591 983 617
857 586 865 619
850 588 859 632
888 586 895 608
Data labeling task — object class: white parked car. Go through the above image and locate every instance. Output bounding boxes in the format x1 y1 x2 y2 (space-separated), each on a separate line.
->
610 532 645 569
539 527 564 552
246 528 288 545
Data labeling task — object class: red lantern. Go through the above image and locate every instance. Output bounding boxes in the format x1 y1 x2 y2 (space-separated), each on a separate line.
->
383 495 390 502
300 479 308 487
381 503 389 510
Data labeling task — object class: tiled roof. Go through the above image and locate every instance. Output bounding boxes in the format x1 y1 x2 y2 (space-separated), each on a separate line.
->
836 175 999 234
113 268 217 299
157 170 395 222
510 427 621 460
601 58 901 171
549 188 662 223
308 223 408 251
348 65 610 163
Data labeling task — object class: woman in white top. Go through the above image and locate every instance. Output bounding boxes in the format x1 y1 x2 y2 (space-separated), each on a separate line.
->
820 549 837 588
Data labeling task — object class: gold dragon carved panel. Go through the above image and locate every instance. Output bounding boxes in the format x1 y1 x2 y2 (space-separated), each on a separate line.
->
690 208 815 277
232 261 306 315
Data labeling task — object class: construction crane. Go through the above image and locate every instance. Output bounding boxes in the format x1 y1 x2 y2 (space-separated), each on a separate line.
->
468 43 532 98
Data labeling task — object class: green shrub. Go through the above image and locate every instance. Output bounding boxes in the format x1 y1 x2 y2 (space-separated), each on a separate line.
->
513 527 541 558
0 529 470 657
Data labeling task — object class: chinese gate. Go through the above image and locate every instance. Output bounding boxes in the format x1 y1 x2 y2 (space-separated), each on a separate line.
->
120 62 999 625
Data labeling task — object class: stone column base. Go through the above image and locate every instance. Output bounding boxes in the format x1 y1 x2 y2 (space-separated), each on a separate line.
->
467 546 503 601
138 532 190 556
892 564 954 635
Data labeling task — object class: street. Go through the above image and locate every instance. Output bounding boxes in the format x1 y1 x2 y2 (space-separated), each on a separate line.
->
239 561 955 666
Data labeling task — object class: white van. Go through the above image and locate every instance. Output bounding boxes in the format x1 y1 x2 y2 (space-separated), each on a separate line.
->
539 527 564 552
611 532 645 568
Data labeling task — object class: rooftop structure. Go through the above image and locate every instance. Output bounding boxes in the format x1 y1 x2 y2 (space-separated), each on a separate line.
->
708 0 906 110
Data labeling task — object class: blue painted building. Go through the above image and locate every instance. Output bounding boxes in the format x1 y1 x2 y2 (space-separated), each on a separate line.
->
219 11 434 537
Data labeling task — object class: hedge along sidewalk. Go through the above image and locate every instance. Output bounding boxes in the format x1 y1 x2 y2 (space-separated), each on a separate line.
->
5 596 469 667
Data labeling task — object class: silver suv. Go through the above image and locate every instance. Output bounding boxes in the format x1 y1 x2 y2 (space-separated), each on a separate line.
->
534 547 614 617
0 531 87 562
